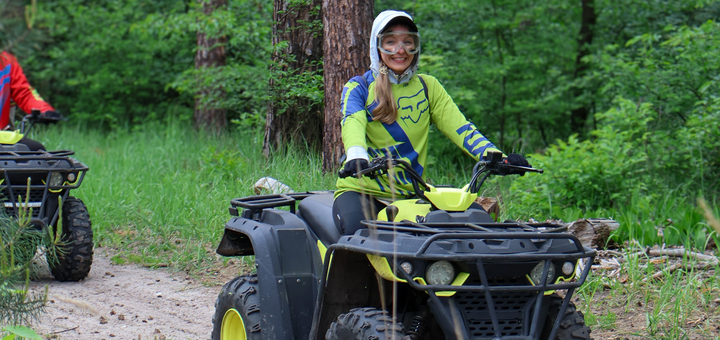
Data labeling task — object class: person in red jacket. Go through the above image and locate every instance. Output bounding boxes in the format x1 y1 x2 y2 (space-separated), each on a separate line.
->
1 51 60 150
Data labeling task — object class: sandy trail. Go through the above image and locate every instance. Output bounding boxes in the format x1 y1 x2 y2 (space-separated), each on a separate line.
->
29 248 218 340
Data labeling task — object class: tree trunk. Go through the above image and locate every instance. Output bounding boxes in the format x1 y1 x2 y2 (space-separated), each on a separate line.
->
570 0 596 135
194 0 227 133
263 0 324 157
491 0 507 150
321 0 373 172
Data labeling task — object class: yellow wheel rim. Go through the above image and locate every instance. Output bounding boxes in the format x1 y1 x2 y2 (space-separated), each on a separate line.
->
221 308 247 340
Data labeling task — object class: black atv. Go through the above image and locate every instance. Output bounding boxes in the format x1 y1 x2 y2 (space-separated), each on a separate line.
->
212 151 596 340
0 110 93 281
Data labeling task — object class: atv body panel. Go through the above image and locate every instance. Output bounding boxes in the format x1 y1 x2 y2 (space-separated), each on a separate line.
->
217 193 326 340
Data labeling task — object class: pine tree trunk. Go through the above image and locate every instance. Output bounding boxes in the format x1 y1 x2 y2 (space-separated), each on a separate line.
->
570 0 596 134
263 0 324 157
321 0 373 172
194 0 227 133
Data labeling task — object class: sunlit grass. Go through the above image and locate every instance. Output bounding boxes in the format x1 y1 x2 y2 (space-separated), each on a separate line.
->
32 122 335 276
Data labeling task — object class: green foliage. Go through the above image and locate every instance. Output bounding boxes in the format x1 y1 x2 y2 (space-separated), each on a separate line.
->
26 0 192 128
23 0 271 129
0 0 48 58
1 326 42 340
0 197 62 327
507 97 653 215
150 0 273 128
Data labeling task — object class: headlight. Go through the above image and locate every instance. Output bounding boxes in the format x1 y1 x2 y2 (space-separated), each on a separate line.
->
400 261 413 274
426 261 455 285
561 261 575 276
67 172 76 182
49 172 64 187
530 261 556 285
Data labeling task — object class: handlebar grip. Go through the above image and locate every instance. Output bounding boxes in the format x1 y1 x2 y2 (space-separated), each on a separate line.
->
338 169 352 179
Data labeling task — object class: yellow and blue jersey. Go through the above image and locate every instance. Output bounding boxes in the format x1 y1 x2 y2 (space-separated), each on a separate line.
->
336 71 503 199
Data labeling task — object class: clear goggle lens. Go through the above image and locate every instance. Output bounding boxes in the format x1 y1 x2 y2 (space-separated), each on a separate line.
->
377 31 420 55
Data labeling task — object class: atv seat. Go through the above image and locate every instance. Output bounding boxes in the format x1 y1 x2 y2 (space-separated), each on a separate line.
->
297 193 340 246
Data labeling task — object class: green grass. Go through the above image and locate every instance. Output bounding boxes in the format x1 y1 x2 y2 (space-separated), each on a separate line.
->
31 122 720 274
576 250 720 339
33 122 336 276
496 177 720 250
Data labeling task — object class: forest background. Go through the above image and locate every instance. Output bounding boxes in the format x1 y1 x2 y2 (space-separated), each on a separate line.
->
0 0 717 269
1 0 720 337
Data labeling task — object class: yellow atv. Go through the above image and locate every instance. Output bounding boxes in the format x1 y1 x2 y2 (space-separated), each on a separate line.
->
212 151 596 340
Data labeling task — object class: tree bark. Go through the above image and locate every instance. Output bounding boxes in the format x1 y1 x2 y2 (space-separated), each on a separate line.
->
491 0 506 150
263 0 324 157
194 0 227 133
570 0 596 135
321 0 373 172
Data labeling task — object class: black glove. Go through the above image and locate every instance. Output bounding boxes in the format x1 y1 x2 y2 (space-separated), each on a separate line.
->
339 158 370 178
504 153 531 176
41 110 62 120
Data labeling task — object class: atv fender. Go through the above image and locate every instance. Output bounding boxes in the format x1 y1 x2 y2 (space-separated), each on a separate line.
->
217 209 323 340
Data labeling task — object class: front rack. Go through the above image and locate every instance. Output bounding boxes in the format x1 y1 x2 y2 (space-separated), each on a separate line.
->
327 226 597 340
0 149 89 223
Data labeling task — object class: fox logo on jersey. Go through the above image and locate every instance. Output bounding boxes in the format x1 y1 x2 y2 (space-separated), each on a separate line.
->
397 89 429 126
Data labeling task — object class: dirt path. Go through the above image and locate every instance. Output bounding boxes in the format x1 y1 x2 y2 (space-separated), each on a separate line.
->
29 248 218 340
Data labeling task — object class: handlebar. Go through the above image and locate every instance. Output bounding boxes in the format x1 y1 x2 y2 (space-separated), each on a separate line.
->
20 110 65 134
338 151 543 195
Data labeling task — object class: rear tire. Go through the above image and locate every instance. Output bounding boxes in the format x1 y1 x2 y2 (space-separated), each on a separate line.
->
49 197 93 281
541 294 593 340
211 275 262 340
326 307 406 340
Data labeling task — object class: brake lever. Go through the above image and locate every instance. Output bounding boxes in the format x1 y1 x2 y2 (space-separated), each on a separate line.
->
503 164 544 174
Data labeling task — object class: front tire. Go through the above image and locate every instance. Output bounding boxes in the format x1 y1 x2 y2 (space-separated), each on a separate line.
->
541 294 593 340
49 196 93 281
326 307 406 340
211 275 262 340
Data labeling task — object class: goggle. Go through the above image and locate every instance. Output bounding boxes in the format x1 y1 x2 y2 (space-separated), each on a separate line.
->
377 31 421 55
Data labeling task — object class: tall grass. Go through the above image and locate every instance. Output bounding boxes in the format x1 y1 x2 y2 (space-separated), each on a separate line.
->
29 121 718 278
32 122 335 275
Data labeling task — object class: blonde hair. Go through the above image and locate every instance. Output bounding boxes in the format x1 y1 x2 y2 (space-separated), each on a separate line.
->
372 65 397 124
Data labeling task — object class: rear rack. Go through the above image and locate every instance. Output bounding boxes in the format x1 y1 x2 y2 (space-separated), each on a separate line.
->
228 191 334 216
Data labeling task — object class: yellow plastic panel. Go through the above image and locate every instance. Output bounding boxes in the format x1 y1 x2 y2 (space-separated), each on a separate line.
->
0 130 24 145
423 185 477 211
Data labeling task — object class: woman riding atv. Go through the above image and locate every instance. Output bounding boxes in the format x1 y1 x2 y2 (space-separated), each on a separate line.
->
333 10 530 235
1 51 61 150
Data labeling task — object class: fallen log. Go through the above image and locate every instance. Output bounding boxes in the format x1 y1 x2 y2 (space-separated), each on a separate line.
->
567 218 620 249
474 196 500 221
648 248 719 265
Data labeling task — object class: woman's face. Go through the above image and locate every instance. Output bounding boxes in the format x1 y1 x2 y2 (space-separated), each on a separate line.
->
379 25 415 75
